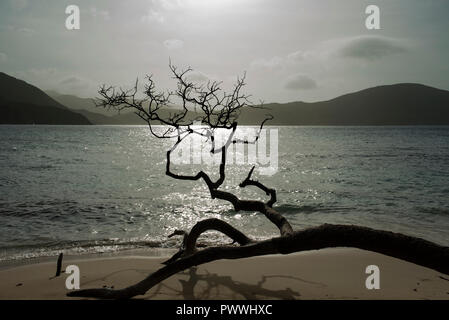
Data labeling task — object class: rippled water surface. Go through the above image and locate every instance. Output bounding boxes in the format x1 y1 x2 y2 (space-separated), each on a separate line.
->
1 125 448 261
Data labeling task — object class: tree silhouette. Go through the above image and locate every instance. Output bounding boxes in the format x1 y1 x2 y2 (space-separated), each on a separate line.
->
68 64 449 299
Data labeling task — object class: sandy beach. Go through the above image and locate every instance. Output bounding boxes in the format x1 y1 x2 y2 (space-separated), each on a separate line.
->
0 248 447 300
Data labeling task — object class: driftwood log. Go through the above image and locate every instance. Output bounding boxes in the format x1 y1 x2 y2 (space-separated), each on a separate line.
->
67 221 449 299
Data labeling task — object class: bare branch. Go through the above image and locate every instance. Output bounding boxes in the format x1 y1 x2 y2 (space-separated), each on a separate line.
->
94 64 287 234
240 166 277 207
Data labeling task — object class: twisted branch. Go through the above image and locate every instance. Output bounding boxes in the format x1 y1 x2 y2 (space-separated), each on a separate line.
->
67 223 449 299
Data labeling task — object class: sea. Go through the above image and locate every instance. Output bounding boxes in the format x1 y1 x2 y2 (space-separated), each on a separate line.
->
1 125 448 263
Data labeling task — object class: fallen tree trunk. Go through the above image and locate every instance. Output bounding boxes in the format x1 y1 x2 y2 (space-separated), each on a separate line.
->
67 223 449 299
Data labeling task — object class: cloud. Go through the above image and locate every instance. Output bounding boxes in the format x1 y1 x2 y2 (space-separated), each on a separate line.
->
186 71 209 82
17 27 35 36
339 36 407 61
14 68 57 80
284 74 317 90
251 50 311 70
4 25 36 36
163 39 184 50
141 0 186 24
90 7 110 20
287 50 307 61
54 75 99 96
154 0 184 11
141 9 165 23
250 56 283 69
9 0 28 11
60 76 83 85
0 52 7 63
59 76 92 92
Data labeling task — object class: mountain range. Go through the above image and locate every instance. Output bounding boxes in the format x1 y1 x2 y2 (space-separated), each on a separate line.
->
238 83 449 125
1 71 449 125
0 72 91 125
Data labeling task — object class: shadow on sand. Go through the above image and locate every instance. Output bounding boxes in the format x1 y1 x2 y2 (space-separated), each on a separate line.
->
145 267 325 300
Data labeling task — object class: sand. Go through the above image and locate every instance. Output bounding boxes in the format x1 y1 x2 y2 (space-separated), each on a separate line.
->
0 248 448 300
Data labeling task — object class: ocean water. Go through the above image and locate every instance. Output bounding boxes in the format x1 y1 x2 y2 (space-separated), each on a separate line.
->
0 125 448 262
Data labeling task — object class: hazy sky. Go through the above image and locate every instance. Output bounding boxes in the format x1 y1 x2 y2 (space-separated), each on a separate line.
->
1 0 448 102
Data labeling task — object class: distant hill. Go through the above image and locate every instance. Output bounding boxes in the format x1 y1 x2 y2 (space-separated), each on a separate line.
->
47 83 449 126
46 91 112 116
47 92 145 124
47 91 181 124
9 80 448 125
238 83 449 125
0 73 91 125
74 109 150 125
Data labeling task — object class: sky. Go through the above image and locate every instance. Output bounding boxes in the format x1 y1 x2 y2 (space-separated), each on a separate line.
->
0 0 448 103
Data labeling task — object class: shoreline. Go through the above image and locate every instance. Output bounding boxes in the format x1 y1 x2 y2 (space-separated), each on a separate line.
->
0 247 179 271
0 248 448 300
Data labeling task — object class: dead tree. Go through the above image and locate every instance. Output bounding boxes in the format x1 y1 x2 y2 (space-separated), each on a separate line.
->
68 64 449 299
